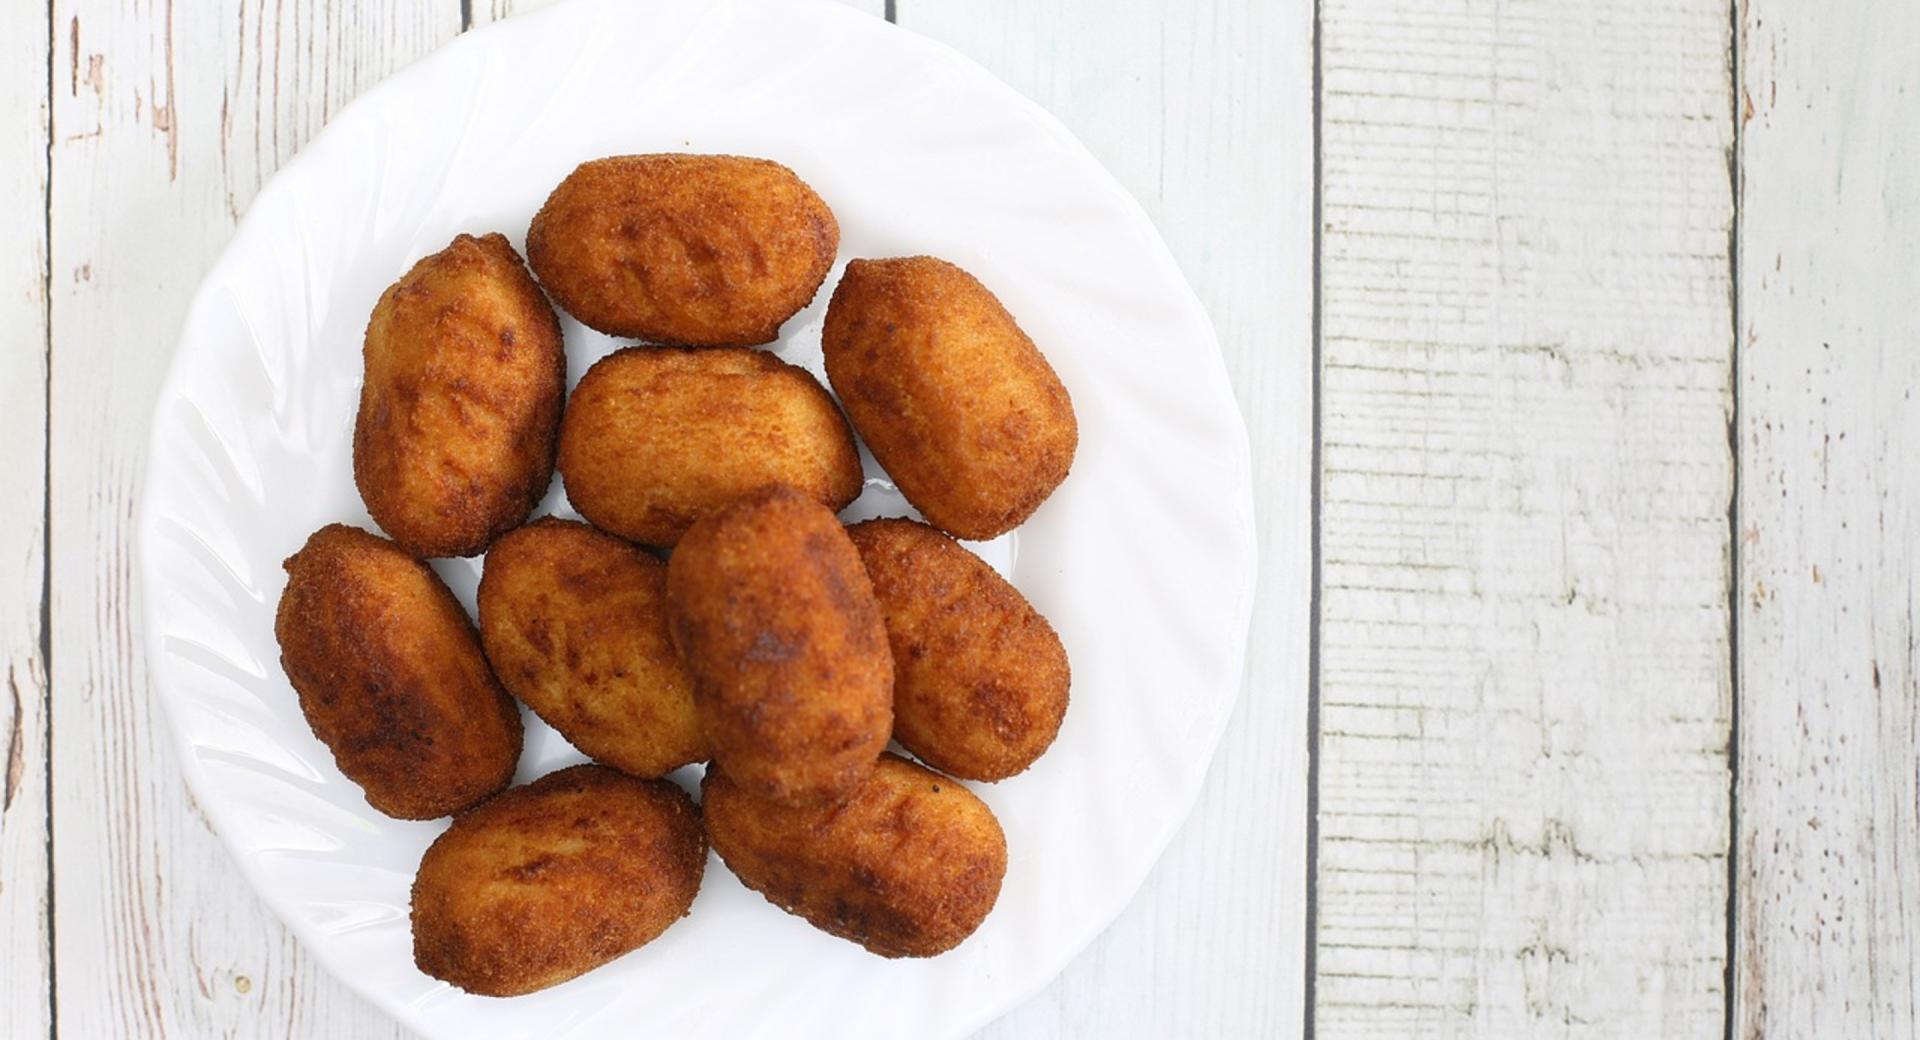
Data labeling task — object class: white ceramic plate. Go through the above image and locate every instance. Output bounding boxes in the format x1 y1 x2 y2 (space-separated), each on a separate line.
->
138 0 1257 1036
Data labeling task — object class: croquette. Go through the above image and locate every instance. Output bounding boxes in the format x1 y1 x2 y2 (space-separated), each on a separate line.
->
477 518 708 778
848 518 1069 780
822 256 1077 541
274 524 521 819
526 154 838 346
353 232 566 558
666 486 892 806
411 765 706 996
703 753 1006 958
557 347 862 547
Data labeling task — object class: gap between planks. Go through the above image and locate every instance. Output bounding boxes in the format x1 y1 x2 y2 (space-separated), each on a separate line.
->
1722 0 1743 1037
1304 0 1327 1034
0 0 54 1035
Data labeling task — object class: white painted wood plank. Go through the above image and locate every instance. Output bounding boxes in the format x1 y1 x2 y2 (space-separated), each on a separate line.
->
472 0 887 28
894 1 1313 1036
1735 5 1920 1035
1315 1 1734 1036
48 2 460 1035
469 0 564 25
1 3 53 1039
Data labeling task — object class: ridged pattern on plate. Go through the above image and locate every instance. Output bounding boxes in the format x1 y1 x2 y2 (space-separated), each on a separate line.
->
138 0 1259 1037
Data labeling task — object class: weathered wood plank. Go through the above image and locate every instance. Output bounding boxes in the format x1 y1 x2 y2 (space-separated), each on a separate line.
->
1315 1 1735 1035
1 2 53 1038
471 0 886 29
467 0 559 26
893 1 1314 1036
1735 4 1920 1035
48 2 459 1035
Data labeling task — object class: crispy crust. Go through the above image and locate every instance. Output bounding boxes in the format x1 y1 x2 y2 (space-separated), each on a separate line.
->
274 524 522 819
821 256 1077 540
556 346 862 547
847 518 1069 780
703 753 1006 958
411 765 706 996
477 518 709 778
353 232 566 558
665 486 892 806
526 154 838 346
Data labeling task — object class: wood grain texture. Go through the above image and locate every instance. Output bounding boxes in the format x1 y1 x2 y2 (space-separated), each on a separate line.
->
471 0 886 28
1315 1 1735 1036
468 0 564 26
1735 3 1920 1035
47 2 458 1035
1 3 53 1039
895 1 1313 1036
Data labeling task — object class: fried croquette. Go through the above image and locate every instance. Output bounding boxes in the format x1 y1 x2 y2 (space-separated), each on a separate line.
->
703 753 1006 958
847 518 1069 780
526 154 838 346
556 347 862 547
665 485 891 806
411 765 706 996
353 232 566 558
476 518 708 778
275 524 521 819
822 256 1077 540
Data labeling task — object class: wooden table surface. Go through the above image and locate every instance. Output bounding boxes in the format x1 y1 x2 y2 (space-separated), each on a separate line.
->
0 0 1910 1036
